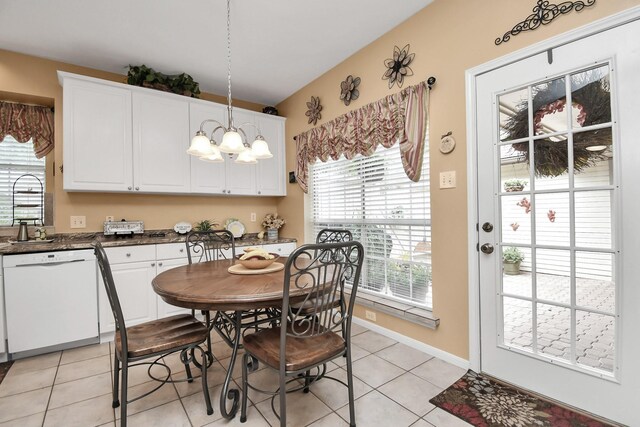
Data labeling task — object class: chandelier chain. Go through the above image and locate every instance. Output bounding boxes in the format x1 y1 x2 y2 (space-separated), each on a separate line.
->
226 0 233 127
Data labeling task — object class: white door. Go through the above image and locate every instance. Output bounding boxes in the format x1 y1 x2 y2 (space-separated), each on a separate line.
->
476 20 640 425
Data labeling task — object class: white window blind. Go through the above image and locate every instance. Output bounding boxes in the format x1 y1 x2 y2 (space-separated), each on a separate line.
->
310 144 432 308
0 136 46 226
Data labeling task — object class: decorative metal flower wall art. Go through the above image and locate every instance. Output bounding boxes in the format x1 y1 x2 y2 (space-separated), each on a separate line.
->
305 96 323 126
382 44 415 89
340 75 361 106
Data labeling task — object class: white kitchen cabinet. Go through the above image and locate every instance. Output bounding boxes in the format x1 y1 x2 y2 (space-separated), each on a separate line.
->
155 243 190 318
225 109 257 195
189 102 227 194
133 92 191 193
61 74 133 192
256 115 286 196
260 242 297 256
99 246 157 334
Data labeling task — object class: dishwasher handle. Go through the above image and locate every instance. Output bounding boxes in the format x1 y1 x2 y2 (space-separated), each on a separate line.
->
11 258 88 268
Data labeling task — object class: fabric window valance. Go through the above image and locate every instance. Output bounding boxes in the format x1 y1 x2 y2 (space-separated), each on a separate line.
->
0 101 54 158
294 81 429 193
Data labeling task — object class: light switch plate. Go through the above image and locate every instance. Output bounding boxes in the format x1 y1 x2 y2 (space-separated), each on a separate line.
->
70 215 86 228
440 171 456 189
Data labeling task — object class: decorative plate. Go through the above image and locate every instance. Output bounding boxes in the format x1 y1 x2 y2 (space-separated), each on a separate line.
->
225 219 245 238
173 221 192 234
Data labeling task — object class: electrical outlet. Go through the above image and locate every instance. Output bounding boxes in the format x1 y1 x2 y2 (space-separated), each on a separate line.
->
106 215 114 222
250 212 256 222
365 310 377 322
70 215 86 229
439 170 457 189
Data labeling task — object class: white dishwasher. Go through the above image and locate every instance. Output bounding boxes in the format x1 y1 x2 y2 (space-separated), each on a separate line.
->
4 249 99 355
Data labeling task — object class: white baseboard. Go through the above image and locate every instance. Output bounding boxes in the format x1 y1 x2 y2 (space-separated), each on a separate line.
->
352 316 470 370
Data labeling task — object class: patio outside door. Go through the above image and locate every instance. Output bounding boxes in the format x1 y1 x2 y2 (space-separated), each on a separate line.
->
476 19 640 425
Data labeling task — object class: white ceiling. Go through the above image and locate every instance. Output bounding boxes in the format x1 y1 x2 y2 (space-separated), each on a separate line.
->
0 0 432 106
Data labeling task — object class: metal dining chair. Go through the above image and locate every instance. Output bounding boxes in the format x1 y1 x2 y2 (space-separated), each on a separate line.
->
185 230 236 263
240 241 364 427
93 242 213 427
315 228 353 244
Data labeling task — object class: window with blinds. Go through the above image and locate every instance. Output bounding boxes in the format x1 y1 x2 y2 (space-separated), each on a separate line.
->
0 136 46 226
309 143 432 308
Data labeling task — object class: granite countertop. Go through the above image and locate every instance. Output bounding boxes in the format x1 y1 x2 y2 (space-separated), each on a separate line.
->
0 229 296 255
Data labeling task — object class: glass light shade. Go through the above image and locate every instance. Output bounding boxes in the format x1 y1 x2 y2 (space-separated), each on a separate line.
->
251 137 273 159
198 143 224 163
187 132 214 156
235 147 257 164
219 130 245 154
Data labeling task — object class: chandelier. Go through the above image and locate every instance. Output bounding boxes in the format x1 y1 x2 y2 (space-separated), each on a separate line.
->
187 0 271 164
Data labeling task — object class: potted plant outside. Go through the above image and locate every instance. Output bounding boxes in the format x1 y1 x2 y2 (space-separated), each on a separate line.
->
503 246 525 275
504 179 527 192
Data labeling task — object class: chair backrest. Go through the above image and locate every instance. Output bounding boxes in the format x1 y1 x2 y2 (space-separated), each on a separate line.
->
93 241 129 356
281 241 364 343
315 228 353 244
185 230 236 264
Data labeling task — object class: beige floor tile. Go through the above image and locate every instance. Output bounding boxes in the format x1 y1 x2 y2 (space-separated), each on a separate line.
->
351 354 404 388
0 387 51 423
244 368 285 404
115 380 179 419
220 353 267 380
331 344 369 367
378 372 443 416
0 411 45 427
0 366 57 397
255 388 332 427
48 372 112 409
336 390 419 426
60 342 111 365
173 360 229 397
124 400 190 427
423 408 474 427
212 340 239 361
350 330 396 353
307 412 349 426
55 354 111 384
410 358 466 389
43 393 115 427
8 352 60 376
310 367 372 410
349 322 369 336
119 361 171 388
376 343 434 370
203 404 269 427
181 383 225 427
411 419 435 427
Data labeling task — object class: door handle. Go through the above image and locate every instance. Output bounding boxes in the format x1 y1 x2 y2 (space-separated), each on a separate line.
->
482 222 494 232
480 243 494 254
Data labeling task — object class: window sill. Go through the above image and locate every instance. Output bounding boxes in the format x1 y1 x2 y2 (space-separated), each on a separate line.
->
345 290 440 330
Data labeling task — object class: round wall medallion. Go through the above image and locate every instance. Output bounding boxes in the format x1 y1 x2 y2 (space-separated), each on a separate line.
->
440 132 456 154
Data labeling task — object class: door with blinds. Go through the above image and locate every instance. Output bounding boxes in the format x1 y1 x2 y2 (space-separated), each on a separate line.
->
475 19 640 424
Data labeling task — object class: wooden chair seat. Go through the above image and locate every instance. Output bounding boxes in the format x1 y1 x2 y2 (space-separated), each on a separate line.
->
243 325 345 372
291 294 342 317
115 314 209 358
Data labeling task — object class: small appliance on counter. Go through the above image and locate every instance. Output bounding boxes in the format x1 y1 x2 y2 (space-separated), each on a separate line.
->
103 219 144 238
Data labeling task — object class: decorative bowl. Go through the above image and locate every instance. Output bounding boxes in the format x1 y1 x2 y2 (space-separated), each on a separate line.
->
235 253 279 270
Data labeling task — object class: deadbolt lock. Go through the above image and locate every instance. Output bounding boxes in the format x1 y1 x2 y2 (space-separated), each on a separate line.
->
482 222 494 232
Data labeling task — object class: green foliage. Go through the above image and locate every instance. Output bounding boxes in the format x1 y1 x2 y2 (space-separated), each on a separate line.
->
503 246 525 263
504 179 527 191
127 65 201 98
194 219 218 231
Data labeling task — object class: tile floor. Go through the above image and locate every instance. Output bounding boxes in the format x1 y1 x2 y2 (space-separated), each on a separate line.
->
0 322 471 427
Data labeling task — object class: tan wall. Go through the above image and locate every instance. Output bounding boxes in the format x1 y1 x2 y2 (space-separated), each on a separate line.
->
276 0 640 359
0 49 281 233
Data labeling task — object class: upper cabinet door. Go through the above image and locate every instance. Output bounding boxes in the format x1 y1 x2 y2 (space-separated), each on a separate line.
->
189 102 227 194
132 92 191 193
256 115 286 196
225 109 257 195
62 78 133 191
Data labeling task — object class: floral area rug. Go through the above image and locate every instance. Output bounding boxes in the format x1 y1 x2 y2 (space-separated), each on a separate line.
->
0 361 13 385
429 370 616 427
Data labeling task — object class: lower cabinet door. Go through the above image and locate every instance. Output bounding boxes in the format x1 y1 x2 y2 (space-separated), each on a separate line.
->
156 258 191 318
99 261 157 333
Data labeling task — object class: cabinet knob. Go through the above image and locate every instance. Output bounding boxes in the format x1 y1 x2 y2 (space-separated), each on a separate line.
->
258 191 261 195
227 190 231 194
222 190 226 194
128 186 132 190
135 187 140 191
158 262 163 267
126 253 131 257
179 248 184 253
151 262 156 267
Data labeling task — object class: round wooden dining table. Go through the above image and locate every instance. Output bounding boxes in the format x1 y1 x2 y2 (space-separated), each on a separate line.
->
152 258 307 420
